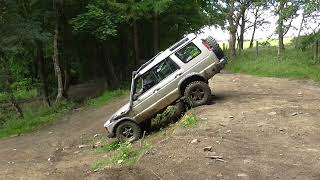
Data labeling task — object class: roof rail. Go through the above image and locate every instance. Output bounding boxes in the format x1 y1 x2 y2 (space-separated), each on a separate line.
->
136 51 163 73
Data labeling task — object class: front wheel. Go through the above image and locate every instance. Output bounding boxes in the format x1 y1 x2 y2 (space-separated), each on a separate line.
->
115 121 142 142
184 81 211 107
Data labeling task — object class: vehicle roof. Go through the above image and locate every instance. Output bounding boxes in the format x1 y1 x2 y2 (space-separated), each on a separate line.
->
136 33 197 77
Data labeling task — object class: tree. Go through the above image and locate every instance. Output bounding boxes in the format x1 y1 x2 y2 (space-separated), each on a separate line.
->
273 0 300 56
226 0 250 58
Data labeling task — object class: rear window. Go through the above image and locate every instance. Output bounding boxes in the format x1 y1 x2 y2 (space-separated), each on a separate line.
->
175 43 201 63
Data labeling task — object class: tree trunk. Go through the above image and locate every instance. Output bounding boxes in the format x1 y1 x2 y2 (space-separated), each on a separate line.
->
315 39 319 61
53 0 65 102
153 12 160 55
227 0 237 58
133 20 140 67
229 31 237 58
100 43 119 88
278 1 285 57
239 9 246 51
250 8 259 48
295 11 305 48
36 41 51 106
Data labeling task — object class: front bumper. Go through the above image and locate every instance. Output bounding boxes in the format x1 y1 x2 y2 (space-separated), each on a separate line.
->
104 120 116 138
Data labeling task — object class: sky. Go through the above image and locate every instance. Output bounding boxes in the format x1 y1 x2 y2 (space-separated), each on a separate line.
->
203 9 320 42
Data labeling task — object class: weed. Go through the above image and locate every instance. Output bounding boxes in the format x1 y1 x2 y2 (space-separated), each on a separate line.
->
180 113 199 128
92 142 152 171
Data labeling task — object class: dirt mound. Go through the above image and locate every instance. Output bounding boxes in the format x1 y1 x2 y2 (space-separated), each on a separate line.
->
1 73 320 179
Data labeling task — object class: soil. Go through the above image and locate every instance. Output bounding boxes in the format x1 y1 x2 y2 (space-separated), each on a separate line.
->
1 73 320 180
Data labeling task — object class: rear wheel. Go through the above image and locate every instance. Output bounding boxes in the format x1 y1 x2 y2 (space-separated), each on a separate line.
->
115 121 142 142
184 81 211 107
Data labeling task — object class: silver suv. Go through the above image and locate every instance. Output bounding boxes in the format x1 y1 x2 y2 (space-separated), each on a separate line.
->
104 33 227 141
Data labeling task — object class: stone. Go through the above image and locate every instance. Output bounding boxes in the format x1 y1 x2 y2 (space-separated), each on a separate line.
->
78 145 87 149
238 173 248 177
94 134 99 138
191 139 200 144
268 112 277 116
203 146 213 152
291 112 298 116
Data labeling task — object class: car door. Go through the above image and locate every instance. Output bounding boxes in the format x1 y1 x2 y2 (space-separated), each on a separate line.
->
133 57 182 122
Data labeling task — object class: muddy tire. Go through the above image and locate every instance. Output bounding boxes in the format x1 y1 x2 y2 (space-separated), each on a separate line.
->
184 81 211 107
206 36 224 60
115 121 142 142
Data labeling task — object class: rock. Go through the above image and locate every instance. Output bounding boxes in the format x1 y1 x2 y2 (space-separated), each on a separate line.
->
237 173 248 177
48 131 53 134
48 157 51 162
229 116 234 119
268 112 277 116
190 139 200 144
13 148 17 151
291 112 298 116
78 145 87 149
93 141 102 149
103 154 109 158
117 159 124 164
203 146 213 152
226 130 232 133
94 134 99 138
279 128 285 132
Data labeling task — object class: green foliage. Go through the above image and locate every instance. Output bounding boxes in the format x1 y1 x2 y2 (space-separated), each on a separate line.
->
294 34 320 51
92 142 152 171
227 46 320 81
87 89 129 108
98 141 121 153
71 1 124 40
0 101 74 139
180 113 199 128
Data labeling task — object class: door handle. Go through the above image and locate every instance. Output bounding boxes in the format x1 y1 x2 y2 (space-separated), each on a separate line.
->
153 88 160 93
175 73 183 78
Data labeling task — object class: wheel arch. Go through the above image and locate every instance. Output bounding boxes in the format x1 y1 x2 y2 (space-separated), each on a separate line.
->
178 74 208 96
112 117 138 134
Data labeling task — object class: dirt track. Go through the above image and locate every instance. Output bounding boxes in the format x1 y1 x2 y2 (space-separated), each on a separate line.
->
1 73 320 180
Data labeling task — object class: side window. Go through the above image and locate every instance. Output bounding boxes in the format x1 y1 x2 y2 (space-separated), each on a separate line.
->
134 58 179 99
154 58 179 82
175 42 201 63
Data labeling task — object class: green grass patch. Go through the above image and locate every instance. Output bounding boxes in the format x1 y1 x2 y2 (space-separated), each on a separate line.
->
97 141 121 153
0 89 129 139
0 101 74 139
227 46 320 81
180 113 199 128
0 89 38 104
92 142 152 171
87 89 129 108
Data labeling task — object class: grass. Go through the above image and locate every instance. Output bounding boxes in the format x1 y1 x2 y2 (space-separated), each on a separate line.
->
92 142 152 171
180 113 199 128
87 89 129 108
226 45 320 82
0 89 38 104
0 89 129 139
0 101 74 139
